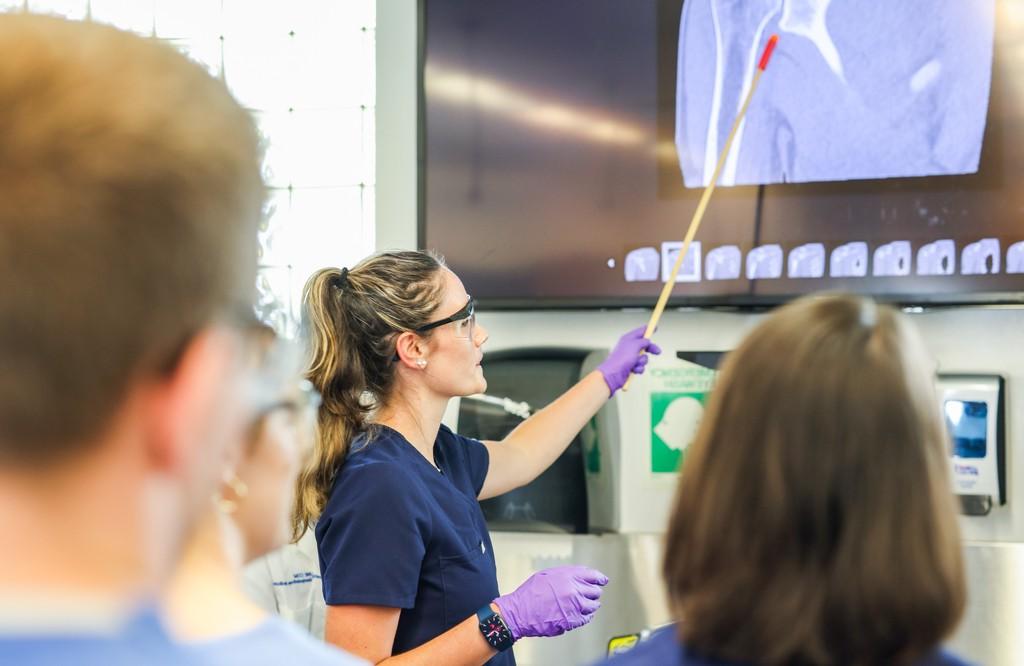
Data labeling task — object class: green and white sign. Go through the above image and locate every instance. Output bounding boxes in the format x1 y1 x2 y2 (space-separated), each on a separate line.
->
647 366 716 474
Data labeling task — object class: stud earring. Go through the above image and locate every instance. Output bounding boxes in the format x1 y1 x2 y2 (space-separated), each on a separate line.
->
416 358 428 369
216 472 249 514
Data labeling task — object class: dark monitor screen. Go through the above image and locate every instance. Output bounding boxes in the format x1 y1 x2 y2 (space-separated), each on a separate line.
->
457 351 589 533
422 0 1024 307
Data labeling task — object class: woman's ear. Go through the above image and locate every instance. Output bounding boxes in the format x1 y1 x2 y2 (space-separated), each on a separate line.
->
394 331 428 369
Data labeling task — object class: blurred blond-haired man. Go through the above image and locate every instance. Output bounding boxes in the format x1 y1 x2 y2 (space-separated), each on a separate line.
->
0 12 264 664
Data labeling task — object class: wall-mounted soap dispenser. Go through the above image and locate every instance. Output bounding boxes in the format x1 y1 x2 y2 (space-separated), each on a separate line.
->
937 374 1006 516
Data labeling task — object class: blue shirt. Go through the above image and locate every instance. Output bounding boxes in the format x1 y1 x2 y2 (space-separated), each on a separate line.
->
599 625 975 666
317 424 514 666
184 615 365 665
0 610 184 666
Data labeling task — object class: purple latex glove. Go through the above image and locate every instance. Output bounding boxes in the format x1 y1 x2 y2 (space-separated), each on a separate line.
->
597 326 662 395
493 565 609 640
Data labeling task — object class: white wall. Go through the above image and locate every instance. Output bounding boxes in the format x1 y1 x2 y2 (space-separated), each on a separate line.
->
375 0 418 251
478 307 1023 543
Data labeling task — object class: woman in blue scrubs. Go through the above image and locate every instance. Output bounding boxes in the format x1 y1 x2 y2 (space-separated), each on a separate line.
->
293 250 659 665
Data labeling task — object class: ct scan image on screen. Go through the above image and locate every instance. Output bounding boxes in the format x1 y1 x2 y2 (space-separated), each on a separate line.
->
674 0 994 188
422 0 1024 307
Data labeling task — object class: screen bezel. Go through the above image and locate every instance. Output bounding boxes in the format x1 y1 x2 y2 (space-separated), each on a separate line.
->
416 0 1024 311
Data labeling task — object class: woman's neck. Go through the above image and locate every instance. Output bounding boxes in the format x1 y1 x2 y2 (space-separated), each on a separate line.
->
375 387 450 464
163 509 267 641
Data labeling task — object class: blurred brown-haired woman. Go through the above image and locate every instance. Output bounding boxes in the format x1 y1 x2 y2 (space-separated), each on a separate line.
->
603 294 970 666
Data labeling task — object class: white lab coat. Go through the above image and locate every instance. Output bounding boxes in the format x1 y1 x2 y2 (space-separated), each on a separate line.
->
243 527 327 639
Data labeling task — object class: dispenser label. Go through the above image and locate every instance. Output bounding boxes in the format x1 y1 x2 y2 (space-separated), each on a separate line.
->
648 366 716 473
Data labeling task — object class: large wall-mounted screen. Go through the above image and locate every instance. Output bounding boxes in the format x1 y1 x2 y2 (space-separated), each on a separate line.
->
422 0 1024 307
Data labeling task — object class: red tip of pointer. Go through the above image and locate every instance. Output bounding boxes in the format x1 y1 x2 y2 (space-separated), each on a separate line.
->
758 34 779 71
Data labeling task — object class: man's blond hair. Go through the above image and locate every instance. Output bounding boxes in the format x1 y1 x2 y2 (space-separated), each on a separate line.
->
0 14 265 462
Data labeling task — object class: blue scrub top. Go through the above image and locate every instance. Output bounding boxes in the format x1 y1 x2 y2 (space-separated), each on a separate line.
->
184 615 364 665
317 424 514 666
0 610 183 666
599 625 975 666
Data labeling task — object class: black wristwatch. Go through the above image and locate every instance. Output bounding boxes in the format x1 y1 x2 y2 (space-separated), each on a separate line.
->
476 604 515 652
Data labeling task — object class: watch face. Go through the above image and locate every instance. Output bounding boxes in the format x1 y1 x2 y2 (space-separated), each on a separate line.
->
479 614 512 648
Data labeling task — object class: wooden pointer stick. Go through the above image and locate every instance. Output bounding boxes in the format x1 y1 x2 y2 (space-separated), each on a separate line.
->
622 34 779 392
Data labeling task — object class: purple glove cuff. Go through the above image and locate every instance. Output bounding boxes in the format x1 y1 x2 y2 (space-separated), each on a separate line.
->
492 599 523 642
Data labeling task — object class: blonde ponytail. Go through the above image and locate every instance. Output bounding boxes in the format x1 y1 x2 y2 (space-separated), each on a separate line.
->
291 251 446 541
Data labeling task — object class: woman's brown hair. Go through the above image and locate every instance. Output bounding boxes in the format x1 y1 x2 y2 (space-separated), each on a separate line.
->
290 250 446 541
663 294 965 666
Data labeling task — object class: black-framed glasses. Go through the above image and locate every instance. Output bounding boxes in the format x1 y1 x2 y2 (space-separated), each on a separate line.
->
415 297 476 340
